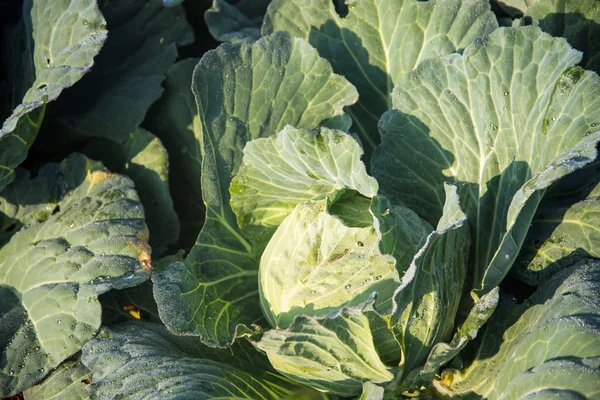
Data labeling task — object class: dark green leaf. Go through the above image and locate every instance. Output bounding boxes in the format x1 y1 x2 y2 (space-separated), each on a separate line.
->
436 260 600 399
82 321 302 399
145 59 204 252
393 185 470 375
205 0 271 43
45 0 193 143
0 0 107 191
404 287 499 389
371 195 433 274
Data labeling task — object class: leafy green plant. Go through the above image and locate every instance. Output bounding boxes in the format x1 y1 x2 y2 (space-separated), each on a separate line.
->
1 0 599 399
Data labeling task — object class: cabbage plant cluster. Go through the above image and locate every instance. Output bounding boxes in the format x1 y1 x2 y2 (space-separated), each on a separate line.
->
1 0 599 399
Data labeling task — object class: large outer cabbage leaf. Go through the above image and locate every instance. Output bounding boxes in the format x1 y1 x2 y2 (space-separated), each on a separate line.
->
152 32 358 347
253 305 393 396
81 321 305 400
45 0 193 143
145 59 204 251
436 259 600 399
263 0 498 157
373 26 600 294
259 199 399 329
230 126 377 229
0 153 151 397
0 0 107 191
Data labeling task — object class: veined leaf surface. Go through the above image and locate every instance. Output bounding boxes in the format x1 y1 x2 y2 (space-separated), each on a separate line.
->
253 306 394 396
22 357 90 400
82 321 303 400
437 260 600 399
263 0 498 157
0 0 107 191
231 126 377 229
373 26 600 294
152 31 358 347
0 153 150 397
259 199 399 329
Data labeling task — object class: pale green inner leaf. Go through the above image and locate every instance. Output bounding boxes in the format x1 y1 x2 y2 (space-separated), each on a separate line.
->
254 307 393 397
260 199 399 329
230 126 377 228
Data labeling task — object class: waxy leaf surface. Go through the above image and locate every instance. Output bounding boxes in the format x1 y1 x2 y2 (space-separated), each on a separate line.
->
0 0 106 191
440 260 600 399
152 31 358 347
254 306 393 396
264 0 498 157
373 26 600 294
0 154 150 396
82 321 303 400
